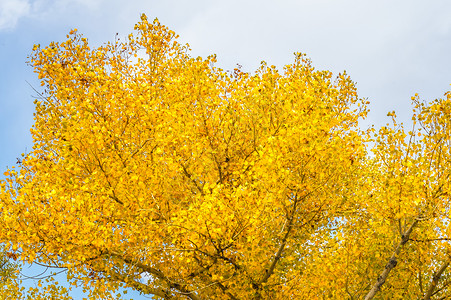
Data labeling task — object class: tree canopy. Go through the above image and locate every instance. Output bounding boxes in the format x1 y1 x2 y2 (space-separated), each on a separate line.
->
1 14 451 299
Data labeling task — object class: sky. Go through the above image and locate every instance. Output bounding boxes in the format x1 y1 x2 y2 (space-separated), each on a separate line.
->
0 0 450 298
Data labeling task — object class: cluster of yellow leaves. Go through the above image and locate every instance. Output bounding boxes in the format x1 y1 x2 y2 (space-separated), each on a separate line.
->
1 13 451 299
0 259 73 300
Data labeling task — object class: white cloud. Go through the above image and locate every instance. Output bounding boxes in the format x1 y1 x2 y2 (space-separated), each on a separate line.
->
0 0 106 31
0 0 30 30
38 0 104 13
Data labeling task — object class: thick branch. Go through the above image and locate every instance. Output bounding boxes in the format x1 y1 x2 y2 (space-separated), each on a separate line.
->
216 281 239 300
259 216 294 285
107 250 203 300
180 163 204 195
364 219 418 300
107 270 173 299
252 195 303 299
423 259 450 300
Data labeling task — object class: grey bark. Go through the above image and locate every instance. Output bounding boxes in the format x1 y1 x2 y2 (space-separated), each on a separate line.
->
364 220 418 300
423 259 450 300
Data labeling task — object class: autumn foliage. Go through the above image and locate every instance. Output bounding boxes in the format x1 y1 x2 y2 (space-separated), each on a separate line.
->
1 14 451 299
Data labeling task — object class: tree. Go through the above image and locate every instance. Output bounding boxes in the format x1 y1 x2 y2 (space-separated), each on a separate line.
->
362 95 451 300
0 13 450 299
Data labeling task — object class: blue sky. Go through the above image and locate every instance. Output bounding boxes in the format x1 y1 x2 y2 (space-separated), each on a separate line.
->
1 0 451 298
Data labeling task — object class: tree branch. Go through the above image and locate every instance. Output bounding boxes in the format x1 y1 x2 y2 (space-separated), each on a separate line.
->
252 194 303 299
259 216 294 286
106 250 203 300
107 270 173 299
364 219 418 300
423 258 450 300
